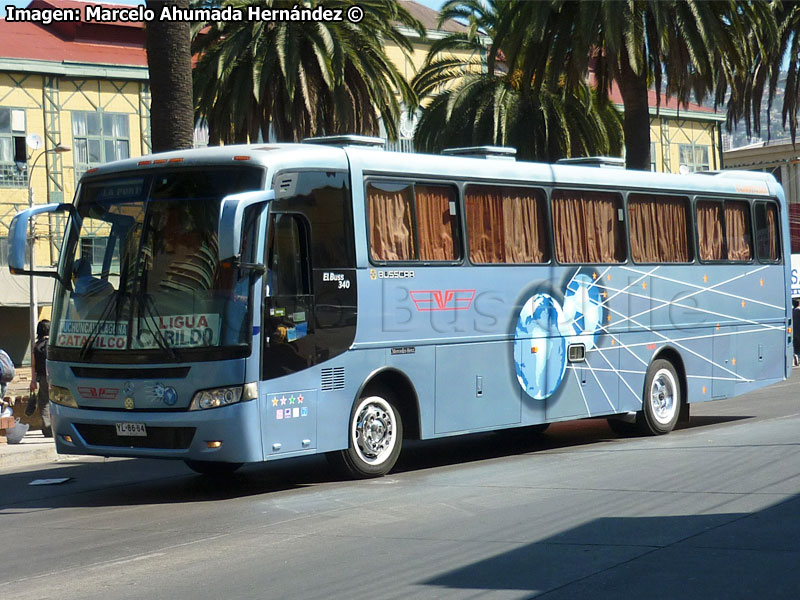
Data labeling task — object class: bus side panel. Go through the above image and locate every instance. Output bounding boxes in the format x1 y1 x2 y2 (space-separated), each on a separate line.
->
434 341 521 434
545 345 619 421
313 348 388 454
385 344 435 439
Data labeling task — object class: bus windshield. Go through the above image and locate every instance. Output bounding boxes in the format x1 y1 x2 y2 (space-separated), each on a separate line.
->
50 166 264 362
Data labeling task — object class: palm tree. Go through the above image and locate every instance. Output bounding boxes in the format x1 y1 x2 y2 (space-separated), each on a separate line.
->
144 0 195 151
724 2 799 143
490 1 763 170
192 0 423 144
412 0 623 162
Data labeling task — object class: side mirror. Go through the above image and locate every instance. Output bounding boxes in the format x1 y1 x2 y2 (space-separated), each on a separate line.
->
7 203 77 280
218 190 273 262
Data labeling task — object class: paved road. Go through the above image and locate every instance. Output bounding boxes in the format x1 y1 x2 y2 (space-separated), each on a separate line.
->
1 374 799 600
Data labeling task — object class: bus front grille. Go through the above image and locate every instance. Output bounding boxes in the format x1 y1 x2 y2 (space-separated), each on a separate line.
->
74 424 196 449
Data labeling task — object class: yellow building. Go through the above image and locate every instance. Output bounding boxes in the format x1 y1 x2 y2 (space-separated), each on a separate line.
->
0 1 150 363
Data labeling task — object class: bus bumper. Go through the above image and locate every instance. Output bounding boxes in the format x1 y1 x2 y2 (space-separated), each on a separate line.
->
50 399 264 463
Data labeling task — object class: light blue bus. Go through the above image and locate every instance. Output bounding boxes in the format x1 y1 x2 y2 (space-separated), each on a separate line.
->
8 137 791 477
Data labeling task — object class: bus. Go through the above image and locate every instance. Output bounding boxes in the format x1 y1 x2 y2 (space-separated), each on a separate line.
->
7 137 791 477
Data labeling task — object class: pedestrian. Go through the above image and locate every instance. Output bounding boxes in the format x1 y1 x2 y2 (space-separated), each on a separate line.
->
26 319 52 437
793 300 800 367
0 347 15 403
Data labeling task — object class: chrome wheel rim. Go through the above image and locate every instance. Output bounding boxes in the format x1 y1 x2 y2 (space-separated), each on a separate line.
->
649 368 677 425
352 397 397 466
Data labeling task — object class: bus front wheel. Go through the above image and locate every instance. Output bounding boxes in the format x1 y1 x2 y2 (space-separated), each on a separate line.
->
637 359 681 435
333 394 403 479
184 460 243 475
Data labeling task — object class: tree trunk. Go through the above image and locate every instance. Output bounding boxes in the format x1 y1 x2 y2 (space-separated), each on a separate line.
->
616 49 651 171
145 0 194 152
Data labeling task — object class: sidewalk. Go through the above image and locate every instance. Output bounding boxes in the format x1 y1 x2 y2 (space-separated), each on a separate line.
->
1 376 66 470
0 429 61 470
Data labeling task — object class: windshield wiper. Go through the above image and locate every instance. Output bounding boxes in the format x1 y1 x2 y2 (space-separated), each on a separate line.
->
134 289 179 362
133 264 180 361
78 289 123 361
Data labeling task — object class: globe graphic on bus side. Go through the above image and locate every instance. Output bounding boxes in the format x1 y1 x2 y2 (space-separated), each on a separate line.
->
514 294 567 399
560 274 604 348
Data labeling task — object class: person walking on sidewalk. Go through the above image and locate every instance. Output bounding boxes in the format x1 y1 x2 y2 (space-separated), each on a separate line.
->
27 319 52 437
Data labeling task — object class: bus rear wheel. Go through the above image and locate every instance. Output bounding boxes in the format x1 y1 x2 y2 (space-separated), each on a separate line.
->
184 460 243 475
334 394 403 479
637 359 681 435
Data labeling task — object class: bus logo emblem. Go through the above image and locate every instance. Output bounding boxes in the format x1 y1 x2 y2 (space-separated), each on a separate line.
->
409 289 476 311
124 397 135 410
77 387 119 400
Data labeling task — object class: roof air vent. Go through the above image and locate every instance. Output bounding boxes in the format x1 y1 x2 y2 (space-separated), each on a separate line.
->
302 135 385 149
556 156 625 168
442 146 517 161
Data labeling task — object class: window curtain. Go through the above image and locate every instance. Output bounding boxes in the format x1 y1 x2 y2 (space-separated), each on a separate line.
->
696 201 724 261
552 190 623 263
415 185 456 261
628 196 689 263
465 186 547 263
765 204 779 260
466 186 505 263
367 184 415 261
724 201 752 261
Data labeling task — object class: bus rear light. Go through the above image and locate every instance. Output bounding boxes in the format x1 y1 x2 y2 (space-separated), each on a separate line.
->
206 441 222 449
233 155 250 161
169 158 184 163
138 160 152 166
153 159 168 164
86 167 99 174
62 435 73 443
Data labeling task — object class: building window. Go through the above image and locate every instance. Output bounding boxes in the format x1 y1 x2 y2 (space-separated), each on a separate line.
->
72 111 130 178
0 107 27 187
678 143 710 172
650 142 657 172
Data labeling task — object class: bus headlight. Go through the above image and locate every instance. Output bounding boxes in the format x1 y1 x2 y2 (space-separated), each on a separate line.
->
189 383 256 410
50 385 78 408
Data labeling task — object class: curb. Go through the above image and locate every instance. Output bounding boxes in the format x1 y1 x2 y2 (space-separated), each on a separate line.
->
0 432 84 471
0 443 59 470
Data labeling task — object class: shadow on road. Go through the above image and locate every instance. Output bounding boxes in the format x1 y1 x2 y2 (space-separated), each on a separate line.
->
0 411 757 510
421 493 800 599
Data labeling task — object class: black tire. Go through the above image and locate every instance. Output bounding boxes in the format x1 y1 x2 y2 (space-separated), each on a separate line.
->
606 417 639 436
527 422 550 434
637 359 681 435
332 393 403 479
184 460 243 475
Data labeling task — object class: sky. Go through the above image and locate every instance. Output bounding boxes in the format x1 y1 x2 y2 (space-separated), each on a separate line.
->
5 0 448 12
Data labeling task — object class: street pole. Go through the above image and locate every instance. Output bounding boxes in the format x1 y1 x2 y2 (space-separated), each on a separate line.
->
28 181 37 368
26 143 70 366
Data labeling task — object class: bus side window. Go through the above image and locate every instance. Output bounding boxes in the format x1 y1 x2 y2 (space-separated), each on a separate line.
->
465 184 549 264
628 194 692 263
755 202 781 262
551 189 625 264
366 180 461 263
263 212 315 378
267 213 311 297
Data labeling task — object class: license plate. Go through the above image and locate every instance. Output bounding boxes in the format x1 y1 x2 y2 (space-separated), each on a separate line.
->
115 422 147 437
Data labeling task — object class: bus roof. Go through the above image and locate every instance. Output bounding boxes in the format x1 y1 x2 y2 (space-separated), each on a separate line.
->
80 142 782 202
